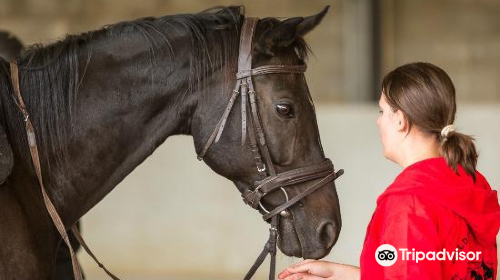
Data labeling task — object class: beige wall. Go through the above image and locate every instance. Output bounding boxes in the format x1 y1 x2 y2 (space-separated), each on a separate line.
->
381 0 500 102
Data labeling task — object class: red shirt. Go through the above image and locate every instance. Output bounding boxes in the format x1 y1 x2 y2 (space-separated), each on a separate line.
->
360 157 499 279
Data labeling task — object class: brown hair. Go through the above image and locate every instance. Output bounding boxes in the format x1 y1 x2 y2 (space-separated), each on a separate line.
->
381 62 478 180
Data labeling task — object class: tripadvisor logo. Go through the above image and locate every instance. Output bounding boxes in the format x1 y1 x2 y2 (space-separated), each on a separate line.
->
375 244 482 267
375 244 398 266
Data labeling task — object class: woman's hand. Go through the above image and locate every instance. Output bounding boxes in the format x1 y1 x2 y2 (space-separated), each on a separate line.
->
278 259 360 280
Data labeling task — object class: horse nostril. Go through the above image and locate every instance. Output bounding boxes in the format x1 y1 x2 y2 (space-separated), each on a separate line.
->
318 221 337 249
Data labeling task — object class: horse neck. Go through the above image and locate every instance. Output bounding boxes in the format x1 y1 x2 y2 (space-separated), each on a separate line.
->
31 30 228 227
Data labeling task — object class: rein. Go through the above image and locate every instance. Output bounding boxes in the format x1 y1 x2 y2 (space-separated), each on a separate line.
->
9 62 121 280
197 18 343 280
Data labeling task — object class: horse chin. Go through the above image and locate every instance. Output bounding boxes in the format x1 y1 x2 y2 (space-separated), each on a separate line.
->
277 217 303 258
277 214 336 259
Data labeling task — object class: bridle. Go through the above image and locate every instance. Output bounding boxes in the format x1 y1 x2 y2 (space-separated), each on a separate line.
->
196 18 343 280
7 17 343 280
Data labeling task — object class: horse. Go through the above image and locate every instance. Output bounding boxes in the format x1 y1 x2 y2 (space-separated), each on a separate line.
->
0 6 342 279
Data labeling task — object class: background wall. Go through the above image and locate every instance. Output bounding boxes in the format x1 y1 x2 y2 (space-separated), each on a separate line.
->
0 0 498 279
76 104 500 280
381 0 500 103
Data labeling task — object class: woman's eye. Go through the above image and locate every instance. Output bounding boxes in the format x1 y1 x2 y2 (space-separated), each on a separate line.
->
276 104 294 118
379 109 383 114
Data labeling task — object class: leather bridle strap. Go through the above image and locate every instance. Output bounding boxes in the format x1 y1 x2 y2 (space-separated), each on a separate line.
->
241 159 338 211
9 62 84 280
9 62 122 280
196 81 241 160
245 75 276 176
262 169 343 221
258 159 335 194
243 215 279 280
236 64 307 79
70 224 121 279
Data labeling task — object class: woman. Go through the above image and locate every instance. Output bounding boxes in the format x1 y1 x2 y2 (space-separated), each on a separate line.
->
279 62 500 280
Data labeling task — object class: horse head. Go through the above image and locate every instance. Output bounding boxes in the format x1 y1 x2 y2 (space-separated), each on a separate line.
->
192 7 341 259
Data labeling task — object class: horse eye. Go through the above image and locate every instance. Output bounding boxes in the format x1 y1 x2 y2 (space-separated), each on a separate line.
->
276 104 294 118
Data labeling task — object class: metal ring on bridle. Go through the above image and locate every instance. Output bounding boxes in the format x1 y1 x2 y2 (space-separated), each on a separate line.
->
258 187 289 214
257 163 266 173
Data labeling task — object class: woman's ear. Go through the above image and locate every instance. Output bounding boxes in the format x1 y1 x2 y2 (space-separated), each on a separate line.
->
0 123 13 184
394 110 409 133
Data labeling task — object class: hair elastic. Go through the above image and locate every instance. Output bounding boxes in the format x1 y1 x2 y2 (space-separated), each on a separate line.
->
441 124 455 139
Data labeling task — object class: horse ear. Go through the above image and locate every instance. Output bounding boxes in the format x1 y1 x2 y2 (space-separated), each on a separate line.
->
295 6 329 37
255 6 329 56
0 124 13 184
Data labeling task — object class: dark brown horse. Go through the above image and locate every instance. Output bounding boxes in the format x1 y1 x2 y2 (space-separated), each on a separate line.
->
0 6 341 280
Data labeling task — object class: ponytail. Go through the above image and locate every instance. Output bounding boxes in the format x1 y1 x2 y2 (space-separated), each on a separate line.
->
439 130 478 181
382 62 479 181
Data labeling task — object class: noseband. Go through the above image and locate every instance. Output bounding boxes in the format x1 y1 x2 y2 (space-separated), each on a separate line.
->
197 18 343 280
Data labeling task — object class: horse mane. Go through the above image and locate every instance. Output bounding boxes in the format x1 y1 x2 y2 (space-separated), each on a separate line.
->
0 6 310 174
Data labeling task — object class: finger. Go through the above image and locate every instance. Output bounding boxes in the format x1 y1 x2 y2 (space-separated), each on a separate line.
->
280 272 305 280
278 259 314 279
279 262 316 279
281 272 325 280
279 259 315 278
285 261 334 278
278 269 292 279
